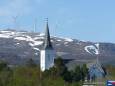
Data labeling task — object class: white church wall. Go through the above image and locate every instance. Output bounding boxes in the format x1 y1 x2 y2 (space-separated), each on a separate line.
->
40 49 55 71
40 50 46 71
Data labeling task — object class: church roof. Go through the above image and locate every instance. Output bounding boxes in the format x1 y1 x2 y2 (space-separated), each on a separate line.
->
88 58 105 78
43 20 53 49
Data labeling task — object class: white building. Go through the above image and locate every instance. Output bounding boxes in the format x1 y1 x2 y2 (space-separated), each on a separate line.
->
40 21 55 71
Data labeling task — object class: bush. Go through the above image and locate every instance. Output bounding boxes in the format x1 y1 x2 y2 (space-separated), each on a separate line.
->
0 58 88 86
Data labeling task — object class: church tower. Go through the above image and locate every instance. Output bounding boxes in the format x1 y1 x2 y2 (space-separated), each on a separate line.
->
40 20 55 71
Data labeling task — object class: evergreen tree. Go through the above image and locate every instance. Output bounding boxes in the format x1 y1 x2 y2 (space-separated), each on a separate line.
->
0 61 8 71
54 57 67 76
72 65 81 82
26 59 37 67
0 61 13 86
81 64 88 81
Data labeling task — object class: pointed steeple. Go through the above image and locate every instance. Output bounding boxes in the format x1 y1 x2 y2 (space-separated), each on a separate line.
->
44 19 53 49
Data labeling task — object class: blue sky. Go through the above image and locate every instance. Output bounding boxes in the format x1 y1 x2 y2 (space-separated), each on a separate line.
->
0 0 115 43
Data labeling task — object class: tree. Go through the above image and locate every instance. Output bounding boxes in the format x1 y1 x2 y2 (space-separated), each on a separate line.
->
0 61 13 86
26 59 37 67
43 57 73 83
72 65 81 82
54 57 67 76
0 61 8 71
81 64 88 81
62 70 72 83
12 66 40 86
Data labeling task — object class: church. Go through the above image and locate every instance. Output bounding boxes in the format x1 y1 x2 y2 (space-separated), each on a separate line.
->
87 58 106 81
40 21 55 71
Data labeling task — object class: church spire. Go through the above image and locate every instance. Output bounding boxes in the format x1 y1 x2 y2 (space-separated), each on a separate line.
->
44 18 53 49
40 19 55 71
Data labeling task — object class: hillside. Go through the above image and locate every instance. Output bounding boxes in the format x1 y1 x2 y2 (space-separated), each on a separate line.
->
0 30 114 66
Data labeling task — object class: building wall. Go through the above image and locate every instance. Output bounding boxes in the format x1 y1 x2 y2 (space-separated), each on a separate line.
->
40 50 45 71
40 49 55 71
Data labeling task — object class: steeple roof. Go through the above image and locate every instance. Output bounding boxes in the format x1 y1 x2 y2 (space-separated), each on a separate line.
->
44 20 53 49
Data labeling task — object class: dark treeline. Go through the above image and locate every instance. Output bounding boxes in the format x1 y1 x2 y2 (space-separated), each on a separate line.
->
0 57 88 86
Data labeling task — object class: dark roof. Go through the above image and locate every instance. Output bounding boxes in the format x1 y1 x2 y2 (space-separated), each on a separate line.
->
88 59 105 78
43 21 53 49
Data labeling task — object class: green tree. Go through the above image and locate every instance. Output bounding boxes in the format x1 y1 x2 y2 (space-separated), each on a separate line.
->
54 57 67 76
62 70 72 83
26 59 37 67
12 66 40 86
81 64 88 81
43 57 73 83
0 61 8 71
72 65 81 82
0 61 13 86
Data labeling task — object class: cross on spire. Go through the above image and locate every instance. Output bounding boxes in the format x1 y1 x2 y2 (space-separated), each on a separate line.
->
45 18 48 23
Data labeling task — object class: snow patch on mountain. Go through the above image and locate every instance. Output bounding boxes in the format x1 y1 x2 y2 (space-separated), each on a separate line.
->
54 36 73 42
34 37 44 40
33 41 43 46
0 31 15 34
57 40 61 42
64 42 69 45
64 38 73 42
14 37 28 41
33 48 40 51
35 52 39 55
84 44 99 55
28 41 43 47
39 33 45 36
0 34 11 38
16 43 20 45
14 35 43 46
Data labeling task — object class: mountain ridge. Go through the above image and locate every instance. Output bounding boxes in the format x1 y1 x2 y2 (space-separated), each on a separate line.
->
0 29 114 66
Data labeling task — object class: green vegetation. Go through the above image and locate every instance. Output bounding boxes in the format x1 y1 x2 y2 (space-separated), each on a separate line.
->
0 57 89 86
106 65 115 80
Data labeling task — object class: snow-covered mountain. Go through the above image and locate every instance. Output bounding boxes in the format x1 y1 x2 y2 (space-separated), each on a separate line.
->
0 30 115 65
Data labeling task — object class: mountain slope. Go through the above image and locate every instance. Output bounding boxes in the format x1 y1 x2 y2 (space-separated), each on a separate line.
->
0 30 114 65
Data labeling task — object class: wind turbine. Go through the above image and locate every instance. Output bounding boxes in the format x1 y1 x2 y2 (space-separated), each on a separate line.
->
12 15 19 30
34 18 37 32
